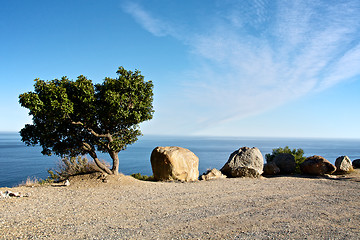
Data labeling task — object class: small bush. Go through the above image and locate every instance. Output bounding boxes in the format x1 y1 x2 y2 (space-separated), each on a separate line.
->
47 156 105 181
265 146 306 173
131 173 153 181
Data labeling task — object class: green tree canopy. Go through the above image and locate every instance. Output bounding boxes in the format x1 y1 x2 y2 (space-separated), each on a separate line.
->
19 66 154 175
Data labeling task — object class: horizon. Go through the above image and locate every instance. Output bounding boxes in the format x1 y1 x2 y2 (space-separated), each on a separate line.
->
1 0 360 139
1 131 360 141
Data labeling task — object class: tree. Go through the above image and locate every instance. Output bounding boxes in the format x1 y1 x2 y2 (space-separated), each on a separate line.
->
19 66 154 175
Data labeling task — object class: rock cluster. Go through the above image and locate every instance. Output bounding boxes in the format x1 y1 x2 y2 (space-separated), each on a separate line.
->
263 153 296 175
149 145 356 181
150 146 265 181
270 153 296 174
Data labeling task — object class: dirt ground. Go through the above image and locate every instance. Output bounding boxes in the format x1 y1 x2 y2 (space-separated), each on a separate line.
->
1 170 359 239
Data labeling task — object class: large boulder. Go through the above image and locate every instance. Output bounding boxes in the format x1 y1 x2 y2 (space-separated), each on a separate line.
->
335 156 353 173
272 153 296 174
220 147 264 178
300 155 336 175
150 146 199 182
353 159 360 169
263 162 280 176
200 168 227 181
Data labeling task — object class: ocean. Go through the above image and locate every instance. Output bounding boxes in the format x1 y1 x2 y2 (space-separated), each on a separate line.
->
1 132 360 187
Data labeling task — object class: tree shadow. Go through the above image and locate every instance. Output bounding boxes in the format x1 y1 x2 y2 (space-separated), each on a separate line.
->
262 170 360 182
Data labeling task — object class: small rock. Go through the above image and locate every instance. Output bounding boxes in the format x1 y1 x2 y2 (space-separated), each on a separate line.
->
272 153 296 174
200 168 226 181
64 180 70 186
335 156 353 173
263 162 280 176
324 174 338 179
0 191 9 199
352 159 360 168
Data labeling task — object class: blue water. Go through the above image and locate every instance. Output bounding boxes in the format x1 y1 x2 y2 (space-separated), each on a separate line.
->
1 132 360 187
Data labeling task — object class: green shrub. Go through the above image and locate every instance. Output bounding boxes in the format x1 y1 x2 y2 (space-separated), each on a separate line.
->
38 178 54 185
131 173 153 181
47 156 105 181
265 146 306 173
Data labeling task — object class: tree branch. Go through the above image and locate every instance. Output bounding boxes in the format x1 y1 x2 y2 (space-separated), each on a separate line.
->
82 142 92 152
74 121 113 152
71 121 110 139
82 142 112 175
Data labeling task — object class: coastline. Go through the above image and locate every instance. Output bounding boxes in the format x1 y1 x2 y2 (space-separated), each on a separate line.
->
1 171 359 239
2 133 360 188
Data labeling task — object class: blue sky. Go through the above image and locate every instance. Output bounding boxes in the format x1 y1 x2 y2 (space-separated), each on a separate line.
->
1 0 360 138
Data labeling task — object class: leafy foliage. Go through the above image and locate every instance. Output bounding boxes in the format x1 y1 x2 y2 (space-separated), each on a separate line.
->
130 173 153 181
19 67 154 174
265 146 306 173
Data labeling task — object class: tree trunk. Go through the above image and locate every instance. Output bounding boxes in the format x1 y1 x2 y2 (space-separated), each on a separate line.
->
109 150 120 175
89 150 113 175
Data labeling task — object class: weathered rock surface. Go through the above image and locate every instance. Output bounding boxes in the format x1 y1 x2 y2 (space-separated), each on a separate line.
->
220 147 264 178
353 159 360 168
335 156 353 173
263 162 281 176
272 153 296 174
150 146 199 182
300 155 336 175
200 168 227 181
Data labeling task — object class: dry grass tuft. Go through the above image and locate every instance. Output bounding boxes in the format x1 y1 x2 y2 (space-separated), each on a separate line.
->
18 177 40 187
48 156 109 181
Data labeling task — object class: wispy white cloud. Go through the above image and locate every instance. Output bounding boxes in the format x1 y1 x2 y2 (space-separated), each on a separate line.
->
124 0 360 134
122 2 174 37
320 43 360 89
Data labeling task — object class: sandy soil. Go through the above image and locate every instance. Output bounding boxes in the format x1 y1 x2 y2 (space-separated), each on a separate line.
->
1 170 360 239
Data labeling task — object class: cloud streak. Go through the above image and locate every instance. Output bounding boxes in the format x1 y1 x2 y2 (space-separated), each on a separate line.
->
122 2 175 37
124 0 360 134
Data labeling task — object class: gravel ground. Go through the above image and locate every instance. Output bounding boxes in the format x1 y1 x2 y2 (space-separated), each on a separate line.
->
1 171 359 240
